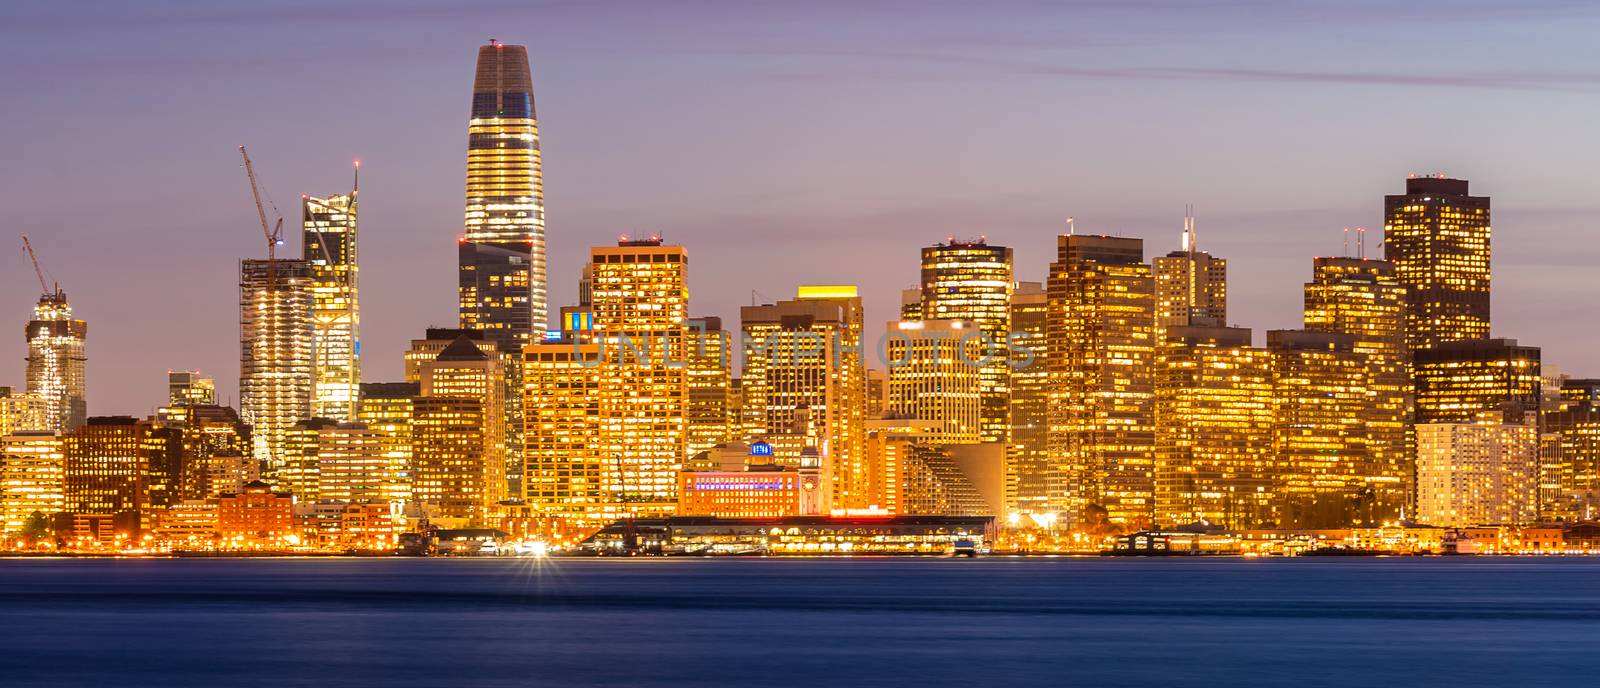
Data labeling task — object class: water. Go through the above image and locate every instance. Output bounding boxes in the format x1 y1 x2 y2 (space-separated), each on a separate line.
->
1 557 1597 687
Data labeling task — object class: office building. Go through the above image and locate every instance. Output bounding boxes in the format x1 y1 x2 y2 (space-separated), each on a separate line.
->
740 286 866 509
239 258 314 468
1008 281 1050 517
885 319 983 447
918 239 1013 444
1153 213 1227 338
24 289 87 433
1414 339 1541 425
1047 234 1157 529
412 335 507 525
685 316 734 457
589 238 689 516
1302 257 1409 517
1383 176 1491 351
1267 330 1376 527
0 431 63 534
304 180 360 422
1154 326 1275 530
1416 415 1538 526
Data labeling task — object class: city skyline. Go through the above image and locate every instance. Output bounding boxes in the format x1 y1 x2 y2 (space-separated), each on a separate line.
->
7 2 1600 414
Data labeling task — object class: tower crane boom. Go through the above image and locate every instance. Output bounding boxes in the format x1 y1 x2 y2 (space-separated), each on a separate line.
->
20 234 53 296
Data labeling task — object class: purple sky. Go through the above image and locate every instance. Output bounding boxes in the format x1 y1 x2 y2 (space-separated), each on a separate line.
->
5 0 1600 415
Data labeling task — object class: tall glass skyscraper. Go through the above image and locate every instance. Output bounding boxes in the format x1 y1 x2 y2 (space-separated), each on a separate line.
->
459 40 541 496
459 40 545 338
304 173 360 422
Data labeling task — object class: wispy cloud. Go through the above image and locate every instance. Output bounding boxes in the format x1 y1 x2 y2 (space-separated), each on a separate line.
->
730 48 1600 92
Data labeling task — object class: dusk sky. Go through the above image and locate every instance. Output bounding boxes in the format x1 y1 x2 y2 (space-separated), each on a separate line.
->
5 0 1600 415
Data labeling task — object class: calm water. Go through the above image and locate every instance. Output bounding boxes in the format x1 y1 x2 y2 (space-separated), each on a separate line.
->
1 556 1597 687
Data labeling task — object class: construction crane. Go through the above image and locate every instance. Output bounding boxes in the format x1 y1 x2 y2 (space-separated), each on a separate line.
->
239 145 285 289
20 234 58 298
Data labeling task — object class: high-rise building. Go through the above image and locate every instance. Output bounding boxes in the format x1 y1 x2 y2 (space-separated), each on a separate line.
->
355 382 418 506
315 422 405 506
1153 214 1227 339
171 405 253 501
167 371 215 407
1008 282 1050 518
1416 414 1538 527
0 387 49 436
1546 380 1600 520
1383 176 1491 351
1267 330 1377 527
404 329 501 383
918 239 1013 444
1154 326 1275 530
740 286 867 510
1302 257 1409 517
589 238 689 516
63 417 152 521
522 339 606 536
459 40 545 334
1414 339 1541 426
459 41 541 507
412 335 507 524
1047 234 1157 530
1 431 63 535
685 316 734 458
885 319 983 447
25 289 87 433
304 177 360 422
239 259 314 470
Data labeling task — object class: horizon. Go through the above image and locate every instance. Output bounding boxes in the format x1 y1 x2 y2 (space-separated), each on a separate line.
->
5 0 1600 415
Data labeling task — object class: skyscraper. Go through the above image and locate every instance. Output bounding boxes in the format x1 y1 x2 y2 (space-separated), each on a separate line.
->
588 238 688 516
1267 330 1375 527
1383 176 1491 351
304 174 360 422
1047 234 1157 530
918 239 1013 444
25 289 87 434
459 41 541 502
412 335 507 525
459 40 545 336
1302 257 1409 517
1153 213 1227 338
1415 414 1538 527
522 338 606 536
1154 326 1275 530
1414 338 1541 426
1 430 63 535
239 259 314 470
885 319 984 447
685 316 734 458
740 286 866 511
1008 282 1051 518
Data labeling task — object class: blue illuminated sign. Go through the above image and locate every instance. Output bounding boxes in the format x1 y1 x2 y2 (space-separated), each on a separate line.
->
749 441 773 457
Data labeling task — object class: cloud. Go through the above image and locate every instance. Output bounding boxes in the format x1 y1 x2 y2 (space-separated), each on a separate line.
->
730 48 1600 92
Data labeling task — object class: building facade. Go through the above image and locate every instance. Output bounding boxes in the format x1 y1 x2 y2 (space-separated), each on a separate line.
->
239 258 314 469
1383 176 1491 351
917 239 1013 445
24 290 87 434
303 183 360 422
1046 235 1157 530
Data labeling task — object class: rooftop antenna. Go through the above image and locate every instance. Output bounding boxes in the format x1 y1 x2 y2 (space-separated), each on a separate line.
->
1357 226 1367 260
1342 227 1350 257
1182 204 1195 254
1066 216 1075 236
353 159 360 192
